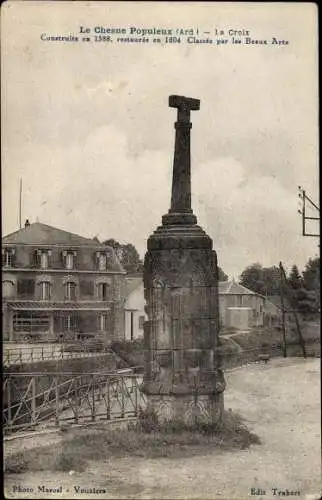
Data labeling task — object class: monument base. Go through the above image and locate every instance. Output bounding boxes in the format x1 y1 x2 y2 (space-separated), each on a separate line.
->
144 393 224 426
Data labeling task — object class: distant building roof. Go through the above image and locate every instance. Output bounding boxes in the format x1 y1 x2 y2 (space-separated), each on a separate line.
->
2 222 125 273
218 281 263 296
125 277 143 297
2 222 108 247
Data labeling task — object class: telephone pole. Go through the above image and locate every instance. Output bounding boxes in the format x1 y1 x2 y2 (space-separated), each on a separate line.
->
279 261 307 358
298 186 320 238
19 178 22 229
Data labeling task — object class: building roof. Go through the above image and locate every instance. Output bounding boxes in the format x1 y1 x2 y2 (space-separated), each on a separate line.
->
218 280 263 296
2 222 107 248
2 222 125 273
125 277 143 297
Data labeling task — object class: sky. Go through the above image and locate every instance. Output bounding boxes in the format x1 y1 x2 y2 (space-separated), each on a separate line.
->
1 2 319 278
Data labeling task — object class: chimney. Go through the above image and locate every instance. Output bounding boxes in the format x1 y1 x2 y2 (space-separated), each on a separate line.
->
25 219 30 228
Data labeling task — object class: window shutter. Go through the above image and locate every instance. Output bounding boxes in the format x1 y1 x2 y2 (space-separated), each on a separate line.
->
94 252 99 271
47 250 52 268
33 250 40 268
11 248 16 267
74 251 79 269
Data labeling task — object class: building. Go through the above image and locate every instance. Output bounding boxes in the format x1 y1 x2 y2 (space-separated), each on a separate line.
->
218 280 265 330
124 276 146 340
2 221 126 343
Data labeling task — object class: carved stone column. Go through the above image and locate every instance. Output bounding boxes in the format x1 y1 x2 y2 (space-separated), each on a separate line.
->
142 95 225 425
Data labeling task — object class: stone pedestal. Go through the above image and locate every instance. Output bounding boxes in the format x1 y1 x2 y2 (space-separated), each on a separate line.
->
145 394 224 426
142 95 225 425
142 223 225 424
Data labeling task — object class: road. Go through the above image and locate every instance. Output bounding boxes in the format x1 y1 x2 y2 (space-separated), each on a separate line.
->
4 357 321 499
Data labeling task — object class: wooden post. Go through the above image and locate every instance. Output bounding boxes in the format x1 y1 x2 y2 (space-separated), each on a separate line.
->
280 261 307 358
31 376 36 425
55 376 60 426
107 380 111 420
130 311 134 341
121 378 125 418
7 377 12 431
134 378 138 416
279 262 287 358
92 376 96 422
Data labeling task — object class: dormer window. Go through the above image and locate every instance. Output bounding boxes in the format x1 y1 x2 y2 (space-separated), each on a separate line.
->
96 251 107 271
2 248 15 268
63 250 77 270
34 249 51 269
40 251 50 269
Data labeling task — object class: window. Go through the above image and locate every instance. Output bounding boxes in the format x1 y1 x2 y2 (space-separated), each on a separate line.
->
98 253 107 271
66 253 74 270
98 283 109 301
63 314 77 332
13 312 50 333
2 248 14 267
100 313 108 331
40 282 51 300
40 252 49 269
139 315 145 329
64 315 72 331
65 282 77 300
236 295 243 307
2 280 15 298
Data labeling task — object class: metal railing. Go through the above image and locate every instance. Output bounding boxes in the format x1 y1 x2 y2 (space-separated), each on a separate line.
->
3 345 110 366
3 372 146 434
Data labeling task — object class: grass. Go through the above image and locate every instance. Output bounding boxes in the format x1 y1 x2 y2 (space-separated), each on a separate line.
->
5 410 260 474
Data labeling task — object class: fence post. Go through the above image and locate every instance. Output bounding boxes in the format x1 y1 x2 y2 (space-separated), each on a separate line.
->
74 378 80 424
107 380 111 420
7 377 12 432
42 347 44 360
55 376 60 426
92 376 96 422
31 376 36 425
134 378 138 416
121 378 125 418
19 349 23 364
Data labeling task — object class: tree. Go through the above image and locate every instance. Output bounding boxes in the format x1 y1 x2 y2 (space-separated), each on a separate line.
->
288 265 303 290
103 239 143 274
262 266 281 295
302 257 320 290
239 263 281 295
218 267 228 281
283 259 319 315
302 257 320 312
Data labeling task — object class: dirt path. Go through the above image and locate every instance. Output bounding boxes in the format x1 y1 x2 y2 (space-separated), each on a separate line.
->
4 358 321 499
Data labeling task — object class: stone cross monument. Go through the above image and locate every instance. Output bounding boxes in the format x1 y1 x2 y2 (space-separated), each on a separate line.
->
142 95 225 425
